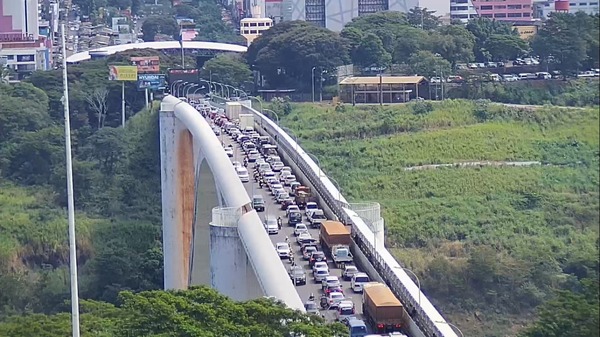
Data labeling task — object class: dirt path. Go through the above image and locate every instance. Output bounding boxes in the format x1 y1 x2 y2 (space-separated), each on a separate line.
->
403 161 542 171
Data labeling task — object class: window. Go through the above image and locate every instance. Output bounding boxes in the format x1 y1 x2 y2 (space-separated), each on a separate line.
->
507 12 522 17
453 0 468 3
495 5 506 9
17 54 34 62
494 13 506 17
250 22 257 27
523 12 530 16
451 14 469 19
451 6 468 10
579 2 587 5
481 13 493 17
480 5 493 10
250 30 257 34
7 55 14 60
258 22 265 26
507 4 522 9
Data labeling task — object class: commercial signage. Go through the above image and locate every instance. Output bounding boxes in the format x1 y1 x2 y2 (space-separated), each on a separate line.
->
131 56 160 73
138 74 166 90
0 33 35 42
108 65 138 81
168 68 199 84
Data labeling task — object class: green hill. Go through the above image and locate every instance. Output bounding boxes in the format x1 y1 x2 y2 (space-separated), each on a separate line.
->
277 99 599 336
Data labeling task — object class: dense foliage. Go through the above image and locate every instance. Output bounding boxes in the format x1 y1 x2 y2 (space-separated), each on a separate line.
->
276 100 599 336
0 287 347 336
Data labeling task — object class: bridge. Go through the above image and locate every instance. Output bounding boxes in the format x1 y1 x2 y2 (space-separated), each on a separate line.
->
159 92 460 337
66 41 247 63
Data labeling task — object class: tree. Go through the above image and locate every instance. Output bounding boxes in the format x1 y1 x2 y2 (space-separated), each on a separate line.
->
352 33 391 68
466 17 521 62
484 34 529 61
201 54 252 88
0 83 51 143
520 278 599 337
407 51 451 78
407 7 440 30
532 13 589 77
141 16 178 41
86 88 109 128
342 11 409 55
392 26 433 63
433 25 475 67
247 21 349 89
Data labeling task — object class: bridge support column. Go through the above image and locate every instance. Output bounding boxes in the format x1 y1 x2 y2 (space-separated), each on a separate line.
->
209 207 249 301
160 104 195 290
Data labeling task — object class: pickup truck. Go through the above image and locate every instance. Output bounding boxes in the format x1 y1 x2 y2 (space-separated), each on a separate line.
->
307 209 326 228
320 221 354 268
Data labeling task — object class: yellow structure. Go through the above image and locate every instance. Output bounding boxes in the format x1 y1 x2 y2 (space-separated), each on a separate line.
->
240 17 273 46
514 25 538 40
339 76 428 104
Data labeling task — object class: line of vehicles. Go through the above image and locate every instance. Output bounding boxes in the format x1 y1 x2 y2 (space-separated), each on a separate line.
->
193 96 414 337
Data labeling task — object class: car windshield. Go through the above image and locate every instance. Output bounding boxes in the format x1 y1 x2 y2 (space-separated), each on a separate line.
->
266 219 277 227
312 252 324 258
296 224 307 230
305 302 317 310
277 243 289 250
340 307 354 315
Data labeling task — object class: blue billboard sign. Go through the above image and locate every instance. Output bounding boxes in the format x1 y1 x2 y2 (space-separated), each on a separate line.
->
137 74 166 90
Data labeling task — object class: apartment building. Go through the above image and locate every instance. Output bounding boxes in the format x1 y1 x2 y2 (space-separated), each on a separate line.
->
534 0 599 18
451 0 534 23
0 0 50 81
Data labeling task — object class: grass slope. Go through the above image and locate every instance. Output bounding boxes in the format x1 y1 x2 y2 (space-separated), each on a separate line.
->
278 100 599 336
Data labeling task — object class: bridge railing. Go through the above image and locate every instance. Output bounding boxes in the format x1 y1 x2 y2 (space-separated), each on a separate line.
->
230 99 459 337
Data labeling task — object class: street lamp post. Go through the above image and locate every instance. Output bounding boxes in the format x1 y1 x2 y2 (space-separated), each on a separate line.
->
397 267 421 307
185 83 198 97
182 83 195 97
327 176 342 202
320 69 327 102
175 81 187 97
170 80 183 95
192 86 206 97
263 108 279 125
435 321 464 337
249 96 263 113
311 66 316 103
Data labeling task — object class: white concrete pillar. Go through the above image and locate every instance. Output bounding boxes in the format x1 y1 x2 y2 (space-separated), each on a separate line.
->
160 104 195 290
209 207 250 301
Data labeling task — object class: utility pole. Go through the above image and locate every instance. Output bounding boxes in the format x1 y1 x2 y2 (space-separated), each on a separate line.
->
60 23 81 337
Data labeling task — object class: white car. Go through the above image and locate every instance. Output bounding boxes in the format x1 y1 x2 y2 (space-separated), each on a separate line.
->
283 175 297 186
232 161 242 169
247 150 260 162
276 192 290 204
224 147 233 157
270 184 284 195
314 268 330 282
236 167 249 183
327 291 345 308
305 202 319 216
286 205 300 216
312 261 328 273
264 218 279 234
296 232 313 244
273 188 287 199
275 242 291 258
335 301 356 321
271 161 284 172
294 223 308 236
351 272 370 293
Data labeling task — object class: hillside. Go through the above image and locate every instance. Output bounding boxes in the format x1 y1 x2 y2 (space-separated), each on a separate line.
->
277 99 600 336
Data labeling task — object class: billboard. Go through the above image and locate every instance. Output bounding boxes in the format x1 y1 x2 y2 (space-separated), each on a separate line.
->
138 74 166 90
131 56 160 73
108 65 138 81
168 68 199 84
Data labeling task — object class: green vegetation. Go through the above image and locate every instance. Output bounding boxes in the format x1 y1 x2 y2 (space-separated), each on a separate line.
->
448 78 600 107
277 100 599 336
0 287 346 336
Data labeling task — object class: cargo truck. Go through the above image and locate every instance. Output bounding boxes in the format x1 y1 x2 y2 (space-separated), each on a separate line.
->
320 220 354 268
294 186 317 209
362 283 407 334
225 102 242 121
239 114 254 131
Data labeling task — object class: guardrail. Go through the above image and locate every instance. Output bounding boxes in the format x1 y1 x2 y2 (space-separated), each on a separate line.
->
207 95 459 337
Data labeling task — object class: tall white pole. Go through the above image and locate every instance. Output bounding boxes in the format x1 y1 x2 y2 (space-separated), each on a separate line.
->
60 23 81 337
145 88 149 108
121 81 125 127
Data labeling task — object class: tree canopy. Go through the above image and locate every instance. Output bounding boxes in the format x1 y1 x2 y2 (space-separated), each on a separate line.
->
0 287 347 337
202 54 252 88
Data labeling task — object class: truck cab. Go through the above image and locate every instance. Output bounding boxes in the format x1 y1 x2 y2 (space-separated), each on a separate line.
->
307 209 326 228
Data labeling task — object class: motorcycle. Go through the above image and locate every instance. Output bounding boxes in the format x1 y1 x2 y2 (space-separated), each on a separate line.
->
320 295 329 309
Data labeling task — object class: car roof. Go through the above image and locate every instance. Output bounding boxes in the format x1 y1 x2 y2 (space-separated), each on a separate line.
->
354 272 368 277
325 276 339 281
315 267 328 272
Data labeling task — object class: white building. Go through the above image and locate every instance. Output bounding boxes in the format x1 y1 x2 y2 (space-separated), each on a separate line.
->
450 0 478 23
0 0 49 81
533 0 599 18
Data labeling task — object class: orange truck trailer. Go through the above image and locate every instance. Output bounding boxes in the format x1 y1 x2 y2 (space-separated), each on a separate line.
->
362 282 407 334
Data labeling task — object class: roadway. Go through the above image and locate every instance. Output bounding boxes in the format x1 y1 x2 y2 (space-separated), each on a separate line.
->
208 114 366 324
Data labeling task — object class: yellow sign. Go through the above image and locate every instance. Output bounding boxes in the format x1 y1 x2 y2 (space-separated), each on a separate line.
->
108 65 138 81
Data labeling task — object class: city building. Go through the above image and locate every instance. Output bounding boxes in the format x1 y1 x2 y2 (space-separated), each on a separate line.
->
240 14 273 46
243 0 418 32
533 0 599 18
0 0 50 81
451 0 535 23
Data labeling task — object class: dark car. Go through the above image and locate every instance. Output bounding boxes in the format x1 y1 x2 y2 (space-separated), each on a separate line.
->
309 251 327 266
252 195 265 212
287 210 302 226
288 265 307 285
280 199 295 210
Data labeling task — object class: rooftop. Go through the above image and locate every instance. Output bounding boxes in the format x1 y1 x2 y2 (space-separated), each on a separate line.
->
340 76 427 85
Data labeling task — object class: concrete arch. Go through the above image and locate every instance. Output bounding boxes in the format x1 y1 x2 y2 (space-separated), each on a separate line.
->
159 95 304 311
